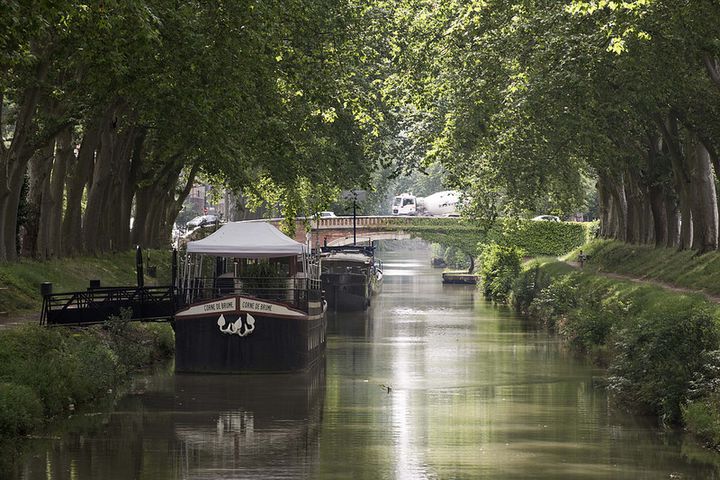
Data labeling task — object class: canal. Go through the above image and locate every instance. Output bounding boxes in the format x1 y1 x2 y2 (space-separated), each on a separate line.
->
12 245 720 479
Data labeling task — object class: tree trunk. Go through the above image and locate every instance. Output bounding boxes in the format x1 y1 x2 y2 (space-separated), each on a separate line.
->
597 175 612 238
606 174 628 242
24 143 55 258
648 185 667 247
688 134 719 252
46 125 73 257
646 132 669 247
658 114 694 250
624 167 644 244
664 196 680 248
62 120 101 255
0 53 51 261
83 100 126 253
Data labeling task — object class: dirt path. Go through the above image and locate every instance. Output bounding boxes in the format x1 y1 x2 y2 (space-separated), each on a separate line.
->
0 311 40 329
565 261 720 304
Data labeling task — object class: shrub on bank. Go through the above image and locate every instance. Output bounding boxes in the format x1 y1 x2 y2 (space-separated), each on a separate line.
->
507 261 720 431
609 298 720 423
480 244 523 302
0 320 174 439
0 383 42 436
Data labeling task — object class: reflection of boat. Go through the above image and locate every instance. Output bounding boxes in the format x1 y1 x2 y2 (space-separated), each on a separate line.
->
174 222 326 373
320 246 383 311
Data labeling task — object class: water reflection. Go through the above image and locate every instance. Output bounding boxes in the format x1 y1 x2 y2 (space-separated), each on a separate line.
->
12 245 720 479
15 362 325 479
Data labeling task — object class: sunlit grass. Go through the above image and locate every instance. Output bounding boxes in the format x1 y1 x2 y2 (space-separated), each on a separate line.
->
566 240 720 296
0 250 172 313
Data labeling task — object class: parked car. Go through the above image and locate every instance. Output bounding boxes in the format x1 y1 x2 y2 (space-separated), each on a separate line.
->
186 214 219 229
317 211 337 218
531 215 561 222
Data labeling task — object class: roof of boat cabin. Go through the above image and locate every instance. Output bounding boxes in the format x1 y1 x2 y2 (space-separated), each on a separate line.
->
186 222 306 258
322 252 372 264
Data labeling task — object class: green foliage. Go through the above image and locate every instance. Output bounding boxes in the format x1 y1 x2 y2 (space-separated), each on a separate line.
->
242 261 287 297
0 326 76 416
479 244 522 302
517 261 720 425
683 350 720 448
609 300 720 423
0 321 174 438
0 383 43 437
511 263 551 315
577 240 720 296
0 249 172 314
684 396 720 448
502 221 594 256
376 217 591 262
527 274 580 330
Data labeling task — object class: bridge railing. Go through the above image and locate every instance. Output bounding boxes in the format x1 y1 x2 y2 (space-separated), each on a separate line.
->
41 285 177 326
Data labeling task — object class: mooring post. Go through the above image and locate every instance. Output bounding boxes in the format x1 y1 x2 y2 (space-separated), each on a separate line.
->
171 249 178 288
136 245 144 288
353 199 357 245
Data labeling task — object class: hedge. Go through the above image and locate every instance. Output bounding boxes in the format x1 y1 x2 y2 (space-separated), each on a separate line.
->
499 220 595 256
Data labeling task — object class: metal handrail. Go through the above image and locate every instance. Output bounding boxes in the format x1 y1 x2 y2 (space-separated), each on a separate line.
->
179 276 322 311
41 285 176 325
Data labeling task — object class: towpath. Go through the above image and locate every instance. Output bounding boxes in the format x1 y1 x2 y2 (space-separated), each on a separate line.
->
565 261 720 304
0 311 39 329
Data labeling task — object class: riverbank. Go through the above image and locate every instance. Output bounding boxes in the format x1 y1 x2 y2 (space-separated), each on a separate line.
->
0 316 174 470
0 249 172 316
481 242 720 450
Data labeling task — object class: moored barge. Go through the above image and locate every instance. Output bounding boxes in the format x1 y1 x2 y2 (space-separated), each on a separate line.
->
320 245 383 311
174 222 326 373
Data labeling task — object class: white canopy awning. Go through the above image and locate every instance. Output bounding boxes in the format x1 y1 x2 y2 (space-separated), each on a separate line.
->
186 222 306 258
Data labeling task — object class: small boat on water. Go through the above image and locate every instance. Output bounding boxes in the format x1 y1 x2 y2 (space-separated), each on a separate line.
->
174 222 326 373
320 245 383 311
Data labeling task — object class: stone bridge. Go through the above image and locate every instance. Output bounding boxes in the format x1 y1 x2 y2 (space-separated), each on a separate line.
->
250 215 462 247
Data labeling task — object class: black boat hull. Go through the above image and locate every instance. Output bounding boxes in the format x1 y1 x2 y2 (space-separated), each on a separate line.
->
322 272 369 311
174 295 326 373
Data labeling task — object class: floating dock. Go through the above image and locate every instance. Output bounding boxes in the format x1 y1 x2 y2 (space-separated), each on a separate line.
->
441 272 478 285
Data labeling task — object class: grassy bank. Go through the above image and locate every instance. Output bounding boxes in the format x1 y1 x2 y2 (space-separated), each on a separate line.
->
479 245 720 449
578 240 720 296
0 315 174 444
0 249 172 314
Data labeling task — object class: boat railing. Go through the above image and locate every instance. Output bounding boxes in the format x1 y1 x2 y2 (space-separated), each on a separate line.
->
180 276 321 311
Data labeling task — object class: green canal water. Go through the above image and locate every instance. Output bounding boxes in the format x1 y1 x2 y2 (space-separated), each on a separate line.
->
10 246 720 479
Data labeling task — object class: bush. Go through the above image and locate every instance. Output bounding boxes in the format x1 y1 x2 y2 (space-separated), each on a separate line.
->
0 320 174 439
608 298 720 423
480 244 522 302
0 383 42 437
683 350 720 447
69 336 121 404
103 312 175 372
527 274 580 330
557 285 630 358
0 326 75 416
683 396 720 447
511 263 550 314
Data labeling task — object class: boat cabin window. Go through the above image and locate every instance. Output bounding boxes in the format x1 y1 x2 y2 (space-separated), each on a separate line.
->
322 261 370 275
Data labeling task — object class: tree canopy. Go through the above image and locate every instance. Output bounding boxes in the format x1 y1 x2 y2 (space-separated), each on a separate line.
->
2 0 720 260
